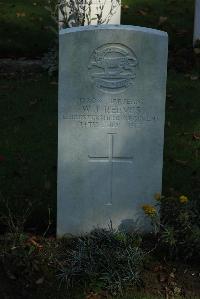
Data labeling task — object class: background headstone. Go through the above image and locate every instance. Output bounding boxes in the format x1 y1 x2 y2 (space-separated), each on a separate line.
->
57 25 168 236
194 0 200 46
58 0 121 28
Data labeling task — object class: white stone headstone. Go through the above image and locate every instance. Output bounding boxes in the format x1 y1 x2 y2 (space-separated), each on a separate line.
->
194 0 200 46
57 25 168 236
59 0 121 28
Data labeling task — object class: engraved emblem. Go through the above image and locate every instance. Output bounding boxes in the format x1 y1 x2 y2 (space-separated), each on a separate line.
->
88 43 138 93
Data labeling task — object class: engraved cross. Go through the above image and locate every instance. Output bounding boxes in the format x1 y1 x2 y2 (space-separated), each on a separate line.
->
88 133 133 206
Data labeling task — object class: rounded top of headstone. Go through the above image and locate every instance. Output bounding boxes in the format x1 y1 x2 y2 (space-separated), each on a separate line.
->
60 24 168 38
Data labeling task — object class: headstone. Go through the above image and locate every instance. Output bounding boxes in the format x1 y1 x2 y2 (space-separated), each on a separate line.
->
194 0 200 46
57 25 168 236
59 0 121 28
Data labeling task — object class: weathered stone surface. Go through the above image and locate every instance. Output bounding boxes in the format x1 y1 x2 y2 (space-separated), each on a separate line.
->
57 25 168 236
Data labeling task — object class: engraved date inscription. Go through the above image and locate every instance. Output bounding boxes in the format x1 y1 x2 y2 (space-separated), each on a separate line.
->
62 97 158 129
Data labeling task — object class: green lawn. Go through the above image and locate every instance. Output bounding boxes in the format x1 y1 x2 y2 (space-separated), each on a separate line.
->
0 75 58 231
122 0 194 50
0 0 56 58
0 0 196 62
164 71 200 198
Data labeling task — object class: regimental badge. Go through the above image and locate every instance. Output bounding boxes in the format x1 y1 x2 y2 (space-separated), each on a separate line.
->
88 43 138 93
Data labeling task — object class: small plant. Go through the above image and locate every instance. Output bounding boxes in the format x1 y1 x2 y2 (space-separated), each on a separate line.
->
57 0 121 28
42 44 58 76
45 0 121 29
57 228 144 295
142 193 200 261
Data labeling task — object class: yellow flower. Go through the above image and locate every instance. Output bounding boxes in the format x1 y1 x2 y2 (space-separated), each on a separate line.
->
179 195 189 204
142 204 157 216
154 193 162 201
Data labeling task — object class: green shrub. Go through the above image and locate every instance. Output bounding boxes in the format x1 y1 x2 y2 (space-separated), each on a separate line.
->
57 228 144 295
142 194 200 261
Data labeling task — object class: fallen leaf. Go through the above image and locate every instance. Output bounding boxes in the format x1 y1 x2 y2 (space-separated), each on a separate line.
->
184 74 191 78
122 4 129 11
153 265 165 272
167 94 172 98
138 9 148 16
29 98 38 105
176 29 188 36
16 12 26 17
159 16 168 25
190 75 199 80
193 133 200 140
0 155 5 161
175 159 188 165
169 272 175 279
27 237 43 250
194 48 200 55
45 180 51 191
36 277 44 285
158 273 167 282
7 271 16 280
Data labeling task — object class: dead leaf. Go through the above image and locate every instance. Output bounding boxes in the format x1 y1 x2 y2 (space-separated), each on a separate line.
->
158 273 167 282
190 75 199 81
86 293 102 299
195 149 199 159
1 85 9 89
0 155 5 162
194 48 200 55
122 4 129 11
167 94 172 98
29 98 38 105
16 12 26 17
138 9 148 16
36 277 44 285
176 29 188 36
153 265 165 272
45 180 51 191
193 133 200 140
175 159 188 165
159 16 168 25
7 271 16 280
27 237 43 250
169 272 175 279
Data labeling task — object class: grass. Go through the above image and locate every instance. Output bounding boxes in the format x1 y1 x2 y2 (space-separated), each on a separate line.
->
0 0 56 58
163 71 200 198
0 74 58 231
1 230 199 299
0 0 196 62
122 0 194 49
1 71 200 230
